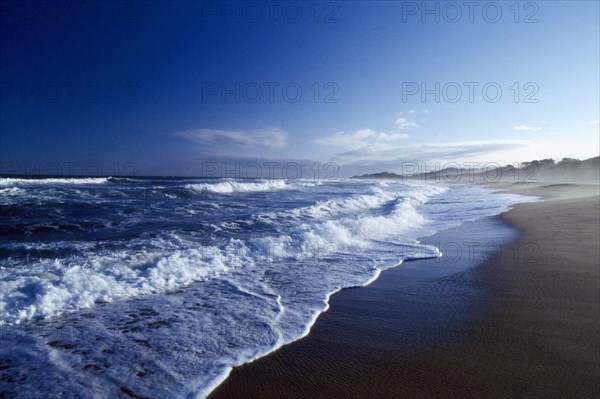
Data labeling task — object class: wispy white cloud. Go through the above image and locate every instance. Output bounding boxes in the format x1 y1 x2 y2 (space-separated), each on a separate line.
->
591 120 599 125
406 109 429 114
314 116 417 149
314 128 408 148
394 118 419 129
513 125 542 132
331 139 531 166
177 128 287 148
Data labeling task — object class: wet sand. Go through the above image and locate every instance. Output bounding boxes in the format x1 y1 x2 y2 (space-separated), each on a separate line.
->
209 182 599 399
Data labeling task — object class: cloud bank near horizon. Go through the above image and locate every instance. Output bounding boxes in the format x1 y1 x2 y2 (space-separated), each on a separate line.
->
330 139 531 166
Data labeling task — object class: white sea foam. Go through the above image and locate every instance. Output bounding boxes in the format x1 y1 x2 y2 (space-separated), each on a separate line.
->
0 182 443 325
185 179 289 194
0 239 253 324
0 177 109 186
0 187 25 195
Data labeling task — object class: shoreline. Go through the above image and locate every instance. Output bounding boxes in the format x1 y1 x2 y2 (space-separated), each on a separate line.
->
208 182 599 398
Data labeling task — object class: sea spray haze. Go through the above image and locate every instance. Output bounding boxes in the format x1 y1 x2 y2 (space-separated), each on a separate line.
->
0 177 524 397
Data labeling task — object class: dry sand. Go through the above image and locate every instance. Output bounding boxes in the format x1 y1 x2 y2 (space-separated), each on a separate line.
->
209 182 599 399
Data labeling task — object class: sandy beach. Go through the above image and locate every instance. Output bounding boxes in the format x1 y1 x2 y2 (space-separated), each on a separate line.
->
209 182 600 398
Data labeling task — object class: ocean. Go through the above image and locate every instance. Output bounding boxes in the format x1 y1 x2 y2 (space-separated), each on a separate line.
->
0 177 524 398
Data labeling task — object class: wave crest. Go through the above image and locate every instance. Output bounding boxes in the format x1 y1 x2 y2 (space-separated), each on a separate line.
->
0 177 109 186
186 179 288 194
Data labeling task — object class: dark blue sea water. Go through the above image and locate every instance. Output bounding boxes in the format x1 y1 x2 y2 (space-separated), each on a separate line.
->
0 177 525 398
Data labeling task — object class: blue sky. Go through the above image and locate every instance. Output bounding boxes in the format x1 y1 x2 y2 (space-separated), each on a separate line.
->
1 1 598 177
